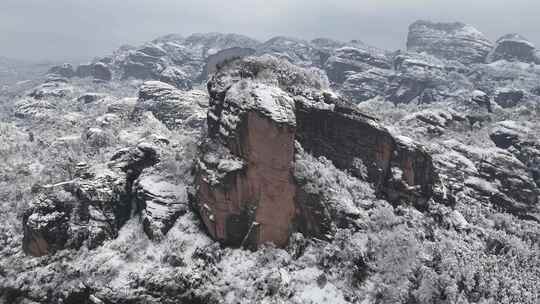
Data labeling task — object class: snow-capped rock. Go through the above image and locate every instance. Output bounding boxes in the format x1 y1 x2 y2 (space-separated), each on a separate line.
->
341 68 394 103
324 46 391 84
134 174 188 240
159 66 192 90
407 20 493 64
387 51 472 104
22 143 161 256
487 33 538 63
257 36 321 66
196 55 439 250
13 98 57 119
28 79 73 99
133 81 208 131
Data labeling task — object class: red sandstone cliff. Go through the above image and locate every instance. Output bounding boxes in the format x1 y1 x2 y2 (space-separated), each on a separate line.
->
194 55 439 249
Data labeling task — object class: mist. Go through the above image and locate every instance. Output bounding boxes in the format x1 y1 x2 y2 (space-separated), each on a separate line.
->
0 0 537 61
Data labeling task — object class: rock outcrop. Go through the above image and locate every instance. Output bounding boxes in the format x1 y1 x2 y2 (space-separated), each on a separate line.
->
324 46 391 84
435 139 540 222
197 79 297 249
487 34 538 63
22 143 160 256
493 87 525 108
387 51 472 104
132 81 208 131
28 78 73 100
295 97 436 208
92 62 112 81
48 63 75 78
107 33 260 83
134 173 189 240
159 66 192 90
194 55 439 249
257 36 320 66
490 121 540 188
341 68 394 103
407 20 493 64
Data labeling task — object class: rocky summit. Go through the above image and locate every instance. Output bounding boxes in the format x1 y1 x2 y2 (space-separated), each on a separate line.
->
407 20 494 64
0 19 539 304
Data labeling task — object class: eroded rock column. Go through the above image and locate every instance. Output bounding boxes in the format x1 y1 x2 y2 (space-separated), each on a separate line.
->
196 81 297 249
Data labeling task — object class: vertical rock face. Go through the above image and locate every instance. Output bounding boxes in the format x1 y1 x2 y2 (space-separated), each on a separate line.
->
195 55 439 249
295 98 394 185
407 20 493 64
295 98 436 208
197 80 297 248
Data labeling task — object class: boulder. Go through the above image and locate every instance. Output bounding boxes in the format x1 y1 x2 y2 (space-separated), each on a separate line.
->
407 20 493 64
487 34 537 63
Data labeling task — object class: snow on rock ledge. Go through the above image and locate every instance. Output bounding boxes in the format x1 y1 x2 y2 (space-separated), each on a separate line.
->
194 55 440 249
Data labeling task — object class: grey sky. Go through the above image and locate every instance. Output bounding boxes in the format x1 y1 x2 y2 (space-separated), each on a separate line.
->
0 0 537 62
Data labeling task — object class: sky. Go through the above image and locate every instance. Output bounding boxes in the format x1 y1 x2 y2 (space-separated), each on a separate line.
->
0 0 538 62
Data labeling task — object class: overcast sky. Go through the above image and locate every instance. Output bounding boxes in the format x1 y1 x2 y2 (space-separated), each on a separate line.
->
0 0 537 62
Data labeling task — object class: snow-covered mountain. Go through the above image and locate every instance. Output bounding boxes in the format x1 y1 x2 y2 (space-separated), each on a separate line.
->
1 20 539 304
